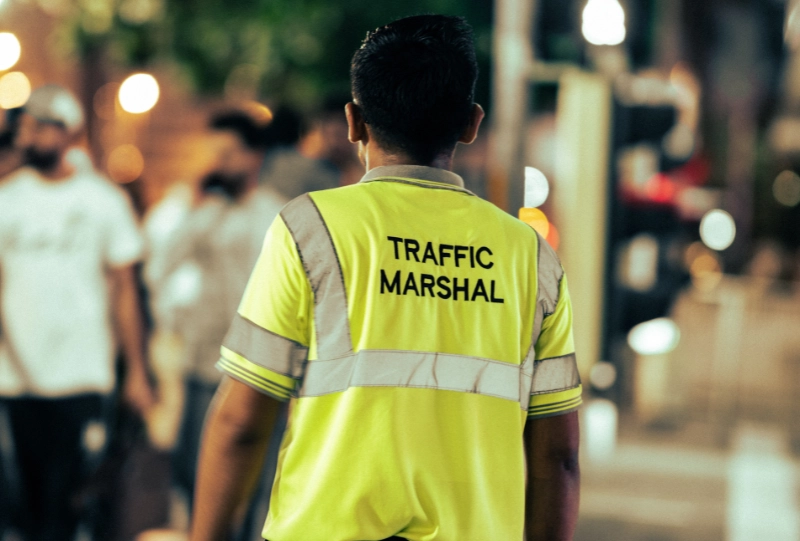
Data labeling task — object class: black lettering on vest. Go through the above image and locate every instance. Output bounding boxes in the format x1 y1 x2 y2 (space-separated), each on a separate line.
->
452 277 469 301
380 269 401 294
454 245 468 267
404 238 420 262
469 246 475 268
439 244 453 266
421 242 438 265
490 280 505 304
476 247 494 269
420 274 435 297
403 272 420 296
387 236 403 260
436 276 451 299
471 279 489 302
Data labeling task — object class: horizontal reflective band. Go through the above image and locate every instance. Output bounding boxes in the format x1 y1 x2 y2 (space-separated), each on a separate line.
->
531 354 580 395
222 313 308 378
217 355 295 402
299 349 526 406
281 195 353 359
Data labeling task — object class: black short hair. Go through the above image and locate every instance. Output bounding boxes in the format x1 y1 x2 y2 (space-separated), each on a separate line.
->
209 111 271 151
266 105 306 147
351 15 478 164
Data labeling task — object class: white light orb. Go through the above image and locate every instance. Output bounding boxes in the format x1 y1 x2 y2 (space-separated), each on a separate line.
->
524 166 550 208
627 317 681 356
582 0 627 46
0 33 21 71
699 209 736 251
118 73 160 114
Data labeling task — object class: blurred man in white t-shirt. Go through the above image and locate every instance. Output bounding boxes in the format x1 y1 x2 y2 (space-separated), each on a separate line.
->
0 85 154 541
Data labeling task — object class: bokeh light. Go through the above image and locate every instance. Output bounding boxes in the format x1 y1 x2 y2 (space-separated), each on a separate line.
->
524 166 550 208
0 33 21 71
627 318 681 356
107 144 145 183
589 361 617 391
519 207 550 238
241 101 273 126
582 0 626 46
118 73 160 114
690 252 723 291
773 170 800 208
545 222 560 251
0 72 31 109
699 209 736 251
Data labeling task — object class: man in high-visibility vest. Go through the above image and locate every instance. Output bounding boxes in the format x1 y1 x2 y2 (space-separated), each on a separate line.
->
192 14 581 541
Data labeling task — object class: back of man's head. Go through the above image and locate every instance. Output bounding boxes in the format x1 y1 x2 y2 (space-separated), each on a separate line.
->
350 15 478 165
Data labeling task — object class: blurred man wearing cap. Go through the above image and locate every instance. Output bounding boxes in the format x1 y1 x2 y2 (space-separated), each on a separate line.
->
0 84 154 540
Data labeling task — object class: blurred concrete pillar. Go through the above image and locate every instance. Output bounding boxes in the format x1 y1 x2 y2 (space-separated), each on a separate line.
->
553 70 612 377
488 0 536 211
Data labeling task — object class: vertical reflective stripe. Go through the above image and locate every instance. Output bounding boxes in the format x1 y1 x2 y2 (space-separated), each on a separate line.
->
522 231 566 409
280 194 353 359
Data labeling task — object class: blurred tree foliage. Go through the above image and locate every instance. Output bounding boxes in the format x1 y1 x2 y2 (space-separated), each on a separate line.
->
70 0 493 109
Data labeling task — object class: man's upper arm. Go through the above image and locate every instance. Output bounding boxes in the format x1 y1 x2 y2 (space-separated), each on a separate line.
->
216 215 312 402
527 254 582 420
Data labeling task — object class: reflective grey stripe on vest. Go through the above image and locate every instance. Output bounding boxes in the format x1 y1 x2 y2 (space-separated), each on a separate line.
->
222 313 308 378
281 194 353 359
300 349 524 405
530 354 580 395
520 232 578 406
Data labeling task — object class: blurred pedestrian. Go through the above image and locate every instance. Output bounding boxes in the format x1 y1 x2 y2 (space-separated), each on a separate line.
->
300 94 364 186
143 109 284 513
0 85 154 541
0 107 23 182
259 105 339 198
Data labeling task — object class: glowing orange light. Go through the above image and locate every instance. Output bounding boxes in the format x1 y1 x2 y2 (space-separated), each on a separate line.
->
545 223 560 251
518 207 550 238
107 144 144 183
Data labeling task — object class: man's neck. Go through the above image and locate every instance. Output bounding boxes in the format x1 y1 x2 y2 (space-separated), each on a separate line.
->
364 146 454 172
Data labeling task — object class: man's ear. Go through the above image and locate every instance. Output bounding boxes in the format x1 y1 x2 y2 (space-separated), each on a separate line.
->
458 103 485 145
345 102 368 144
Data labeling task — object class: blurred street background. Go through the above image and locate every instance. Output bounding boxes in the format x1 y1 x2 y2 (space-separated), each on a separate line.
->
0 0 799 540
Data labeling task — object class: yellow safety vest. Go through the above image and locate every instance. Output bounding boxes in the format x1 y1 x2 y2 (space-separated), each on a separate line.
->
218 164 582 541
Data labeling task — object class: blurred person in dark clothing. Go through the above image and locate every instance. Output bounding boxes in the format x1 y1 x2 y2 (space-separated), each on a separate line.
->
300 95 364 186
0 85 154 541
0 107 23 181
259 105 340 198
143 109 284 512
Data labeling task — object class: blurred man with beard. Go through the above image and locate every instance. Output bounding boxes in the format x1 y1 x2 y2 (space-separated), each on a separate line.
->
144 109 284 509
0 85 154 540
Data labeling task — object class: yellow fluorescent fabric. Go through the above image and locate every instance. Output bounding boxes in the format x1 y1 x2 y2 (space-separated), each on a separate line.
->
216 165 581 541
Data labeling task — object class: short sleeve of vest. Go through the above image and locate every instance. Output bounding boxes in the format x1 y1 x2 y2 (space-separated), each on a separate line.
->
216 215 311 401
527 256 582 419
